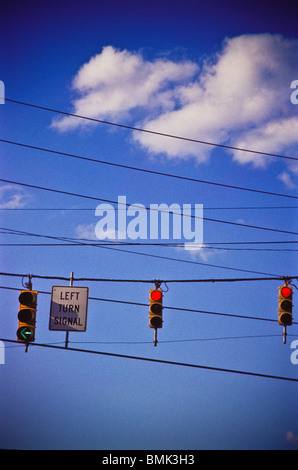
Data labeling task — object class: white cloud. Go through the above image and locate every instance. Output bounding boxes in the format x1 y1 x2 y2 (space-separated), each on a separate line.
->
75 222 127 241
134 34 298 166
175 242 222 262
76 223 97 240
0 184 31 209
230 117 298 167
51 35 298 175
277 171 297 189
51 45 198 131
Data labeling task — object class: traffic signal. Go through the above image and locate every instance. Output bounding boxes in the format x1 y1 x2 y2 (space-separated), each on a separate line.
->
278 284 293 326
17 290 38 342
149 288 163 328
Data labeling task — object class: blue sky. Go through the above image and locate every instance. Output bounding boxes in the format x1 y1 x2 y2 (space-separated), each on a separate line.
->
0 0 298 450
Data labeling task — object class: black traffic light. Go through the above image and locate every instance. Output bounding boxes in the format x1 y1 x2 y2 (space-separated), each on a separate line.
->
278 284 293 326
149 288 163 329
17 290 38 342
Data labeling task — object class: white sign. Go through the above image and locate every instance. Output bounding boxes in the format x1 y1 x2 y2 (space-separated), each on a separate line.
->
49 286 89 331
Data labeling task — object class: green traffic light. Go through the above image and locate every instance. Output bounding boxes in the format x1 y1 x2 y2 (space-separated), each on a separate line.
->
17 326 34 341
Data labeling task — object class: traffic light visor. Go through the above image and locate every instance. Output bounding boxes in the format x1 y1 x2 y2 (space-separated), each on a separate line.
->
19 291 35 306
280 313 292 325
150 316 162 328
151 303 162 315
18 308 34 323
150 290 162 301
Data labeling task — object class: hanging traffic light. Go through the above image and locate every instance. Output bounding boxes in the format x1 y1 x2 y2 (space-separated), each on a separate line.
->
278 284 293 326
17 290 38 342
149 288 163 329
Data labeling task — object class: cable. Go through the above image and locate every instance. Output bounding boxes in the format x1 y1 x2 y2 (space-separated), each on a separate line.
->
4 98 298 163
67 334 297 345
1 138 298 200
1 205 298 211
1 338 297 382
6 335 290 347
2 236 298 251
1 229 298 252
1 178 298 236
0 227 286 276
2 226 298 246
2 242 298 252
3 225 297 246
0 270 297 283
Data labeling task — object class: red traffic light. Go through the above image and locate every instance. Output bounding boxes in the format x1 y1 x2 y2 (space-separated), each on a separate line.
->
281 286 292 298
149 288 163 329
278 284 293 328
150 290 162 301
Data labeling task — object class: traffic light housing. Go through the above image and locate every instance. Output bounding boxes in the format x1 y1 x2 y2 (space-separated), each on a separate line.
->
17 290 38 342
278 285 293 326
149 288 163 328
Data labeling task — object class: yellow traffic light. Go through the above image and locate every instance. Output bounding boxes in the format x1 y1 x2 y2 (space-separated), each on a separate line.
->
278 284 293 326
17 290 38 342
149 288 163 329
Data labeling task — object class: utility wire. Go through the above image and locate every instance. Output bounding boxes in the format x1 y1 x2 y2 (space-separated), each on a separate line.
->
0 227 286 276
1 231 298 251
1 242 298 252
68 334 296 344
5 335 293 347
2 226 297 246
1 338 297 383
1 206 298 211
4 98 298 163
1 178 297 236
0 270 296 283
1 137 298 200
1 227 298 251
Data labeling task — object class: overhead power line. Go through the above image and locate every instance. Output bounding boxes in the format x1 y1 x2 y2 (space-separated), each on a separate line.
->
2 227 298 253
1 137 298 200
2 226 297 247
1 228 298 252
47 334 297 345
0 226 290 276
4 98 298 163
1 206 298 211
0 226 288 277
0 227 285 277
1 178 297 236
1 338 297 383
1 242 297 252
5 335 291 347
0 270 296 283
